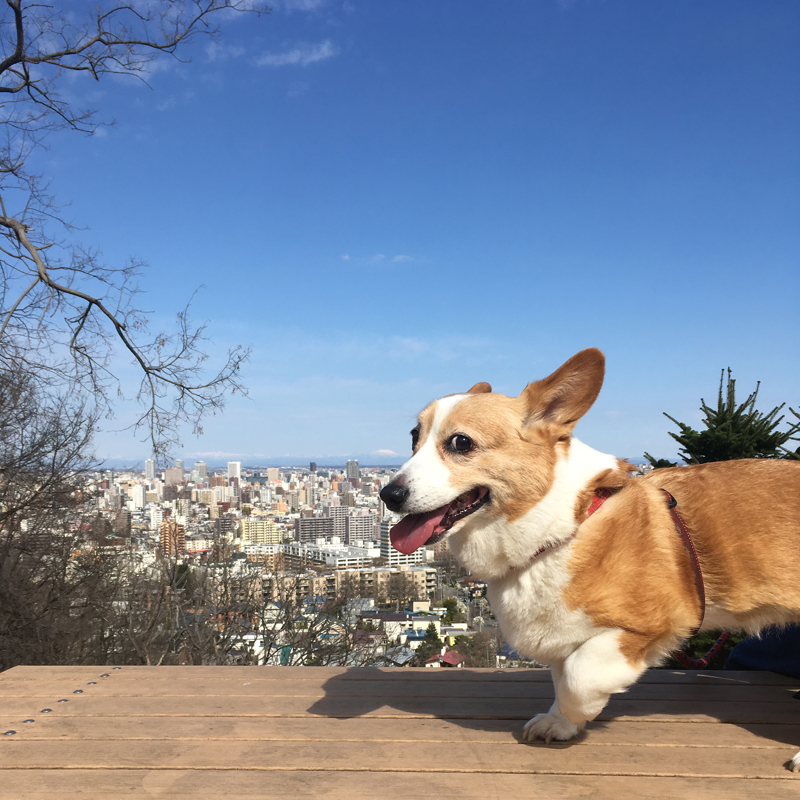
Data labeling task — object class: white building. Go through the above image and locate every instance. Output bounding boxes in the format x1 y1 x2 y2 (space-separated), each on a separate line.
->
131 485 147 510
149 506 164 531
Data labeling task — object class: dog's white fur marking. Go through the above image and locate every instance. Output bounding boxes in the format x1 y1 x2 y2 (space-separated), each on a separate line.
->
393 394 467 514
523 630 645 740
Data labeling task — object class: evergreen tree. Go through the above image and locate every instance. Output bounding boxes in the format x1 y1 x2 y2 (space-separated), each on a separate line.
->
442 598 458 625
414 623 444 665
661 369 800 464
642 455 677 470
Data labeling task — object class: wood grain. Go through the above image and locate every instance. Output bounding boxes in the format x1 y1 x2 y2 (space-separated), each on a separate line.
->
0 665 798 798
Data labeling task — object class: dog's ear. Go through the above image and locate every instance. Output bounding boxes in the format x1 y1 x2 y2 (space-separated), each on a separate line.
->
467 382 492 394
520 349 605 432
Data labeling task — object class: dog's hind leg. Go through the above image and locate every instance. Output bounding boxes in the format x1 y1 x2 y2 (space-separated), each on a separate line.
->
792 750 800 772
523 630 646 743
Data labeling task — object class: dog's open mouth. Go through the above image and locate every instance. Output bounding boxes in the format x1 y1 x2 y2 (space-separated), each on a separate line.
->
390 487 490 555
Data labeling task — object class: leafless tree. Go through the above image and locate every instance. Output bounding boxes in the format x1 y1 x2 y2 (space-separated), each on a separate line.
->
383 571 420 611
0 364 114 670
252 572 384 666
115 553 259 666
0 1 268 460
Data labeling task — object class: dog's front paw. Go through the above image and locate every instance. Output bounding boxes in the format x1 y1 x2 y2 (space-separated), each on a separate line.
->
522 712 583 743
790 749 800 773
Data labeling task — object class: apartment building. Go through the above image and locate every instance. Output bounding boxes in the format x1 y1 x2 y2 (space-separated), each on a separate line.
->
160 520 185 556
241 518 282 545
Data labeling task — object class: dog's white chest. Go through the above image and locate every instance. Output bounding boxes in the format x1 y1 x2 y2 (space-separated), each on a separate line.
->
488 548 599 665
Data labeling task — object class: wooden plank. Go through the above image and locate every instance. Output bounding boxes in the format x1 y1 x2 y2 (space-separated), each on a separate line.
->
2 665 798 686
1 717 796 749
2 676 796 704
0 677 559 699
0 770 797 800
2 693 798 723
1 739 798 779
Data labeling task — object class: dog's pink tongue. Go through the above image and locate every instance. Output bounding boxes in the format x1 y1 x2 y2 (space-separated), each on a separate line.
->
390 506 449 554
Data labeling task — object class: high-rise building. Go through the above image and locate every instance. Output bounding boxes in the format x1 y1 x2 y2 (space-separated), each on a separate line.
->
346 460 360 480
346 513 377 544
227 461 241 481
194 461 207 479
309 461 317 473
131 485 147 510
267 467 280 482
164 467 183 486
305 473 317 506
149 507 163 531
145 459 156 480
213 485 234 504
215 515 236 540
240 518 282 545
295 516 334 543
325 505 347 540
160 520 185 556
174 459 184 475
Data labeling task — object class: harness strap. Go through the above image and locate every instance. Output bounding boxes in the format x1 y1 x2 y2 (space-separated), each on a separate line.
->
660 488 706 636
587 485 706 636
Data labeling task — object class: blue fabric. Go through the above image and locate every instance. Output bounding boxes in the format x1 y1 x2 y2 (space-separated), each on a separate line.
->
725 624 800 680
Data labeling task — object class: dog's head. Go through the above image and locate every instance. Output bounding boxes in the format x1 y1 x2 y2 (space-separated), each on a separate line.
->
380 348 606 559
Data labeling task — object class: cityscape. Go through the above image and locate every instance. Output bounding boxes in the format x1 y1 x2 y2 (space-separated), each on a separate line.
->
87 457 504 668
82 454 660 669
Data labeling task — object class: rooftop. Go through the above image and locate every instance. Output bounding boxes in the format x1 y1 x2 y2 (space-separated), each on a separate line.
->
1 665 799 798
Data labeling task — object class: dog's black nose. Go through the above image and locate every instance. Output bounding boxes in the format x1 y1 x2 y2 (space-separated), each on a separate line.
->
380 482 409 512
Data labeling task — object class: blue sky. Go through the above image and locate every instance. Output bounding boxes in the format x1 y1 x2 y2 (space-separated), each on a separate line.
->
41 0 799 465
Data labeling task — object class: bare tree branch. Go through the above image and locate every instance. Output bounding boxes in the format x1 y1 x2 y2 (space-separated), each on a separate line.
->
0 1 268 461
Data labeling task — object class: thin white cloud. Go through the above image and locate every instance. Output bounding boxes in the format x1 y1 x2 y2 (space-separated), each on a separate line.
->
287 81 309 98
374 449 399 457
205 42 246 63
155 90 195 112
369 254 386 264
255 39 338 68
341 253 350 260
392 254 412 262
278 0 329 10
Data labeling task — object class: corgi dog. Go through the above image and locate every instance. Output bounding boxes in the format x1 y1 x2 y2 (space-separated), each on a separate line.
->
379 348 800 771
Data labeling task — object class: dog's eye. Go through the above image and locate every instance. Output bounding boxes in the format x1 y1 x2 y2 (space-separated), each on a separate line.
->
410 427 420 450
448 434 474 453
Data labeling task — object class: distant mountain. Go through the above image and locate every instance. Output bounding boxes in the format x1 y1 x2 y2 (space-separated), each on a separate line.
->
96 454 406 471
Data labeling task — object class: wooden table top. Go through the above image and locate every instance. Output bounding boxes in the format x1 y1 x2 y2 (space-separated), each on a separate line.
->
1 665 799 798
